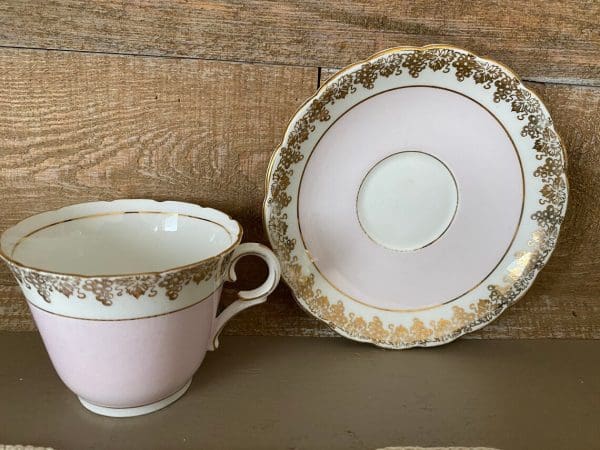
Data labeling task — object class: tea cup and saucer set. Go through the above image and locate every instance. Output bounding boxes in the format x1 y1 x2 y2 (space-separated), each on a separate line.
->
0 46 567 417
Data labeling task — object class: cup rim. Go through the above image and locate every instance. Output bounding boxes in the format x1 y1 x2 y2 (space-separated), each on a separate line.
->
0 199 243 279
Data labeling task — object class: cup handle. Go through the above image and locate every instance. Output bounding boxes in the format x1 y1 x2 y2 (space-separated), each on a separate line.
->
208 243 281 350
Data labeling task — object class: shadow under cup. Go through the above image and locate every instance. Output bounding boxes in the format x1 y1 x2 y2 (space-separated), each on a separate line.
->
0 199 279 417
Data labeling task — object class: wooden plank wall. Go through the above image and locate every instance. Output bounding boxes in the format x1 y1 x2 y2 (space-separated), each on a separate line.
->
0 1 598 338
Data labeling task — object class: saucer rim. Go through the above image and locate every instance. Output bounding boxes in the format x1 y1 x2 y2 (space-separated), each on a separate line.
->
262 44 568 349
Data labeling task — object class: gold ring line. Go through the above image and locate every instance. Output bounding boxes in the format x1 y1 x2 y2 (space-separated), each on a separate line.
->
355 150 460 253
294 85 525 313
11 210 233 257
1 210 243 279
26 286 219 322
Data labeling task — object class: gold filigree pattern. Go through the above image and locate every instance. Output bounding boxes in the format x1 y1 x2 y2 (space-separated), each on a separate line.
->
118 276 158 299
7 255 228 306
265 46 567 348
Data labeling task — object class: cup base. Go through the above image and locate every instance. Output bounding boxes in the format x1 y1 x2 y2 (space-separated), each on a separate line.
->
78 378 192 418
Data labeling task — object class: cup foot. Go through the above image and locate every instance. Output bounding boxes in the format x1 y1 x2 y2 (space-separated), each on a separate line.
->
78 379 192 418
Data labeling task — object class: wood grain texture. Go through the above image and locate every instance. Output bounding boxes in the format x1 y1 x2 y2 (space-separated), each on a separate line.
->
1 47 598 339
0 48 316 330
0 0 598 85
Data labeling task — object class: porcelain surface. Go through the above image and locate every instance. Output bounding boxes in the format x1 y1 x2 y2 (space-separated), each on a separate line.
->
0 199 281 416
263 45 567 349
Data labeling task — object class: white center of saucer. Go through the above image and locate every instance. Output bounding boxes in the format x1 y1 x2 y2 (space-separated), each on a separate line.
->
356 151 458 251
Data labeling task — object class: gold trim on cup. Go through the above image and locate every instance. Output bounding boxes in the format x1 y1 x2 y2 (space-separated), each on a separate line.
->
0 203 243 306
0 209 243 279
26 287 219 322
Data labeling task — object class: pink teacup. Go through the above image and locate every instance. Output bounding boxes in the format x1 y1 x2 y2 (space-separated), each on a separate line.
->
0 199 280 417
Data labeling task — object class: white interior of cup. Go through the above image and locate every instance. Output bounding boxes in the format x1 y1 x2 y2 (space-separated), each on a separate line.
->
0 200 241 276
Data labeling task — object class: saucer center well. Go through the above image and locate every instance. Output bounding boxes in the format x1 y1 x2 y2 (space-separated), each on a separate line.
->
356 151 458 251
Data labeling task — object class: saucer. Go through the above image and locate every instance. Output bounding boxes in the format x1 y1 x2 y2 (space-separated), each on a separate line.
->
263 46 568 348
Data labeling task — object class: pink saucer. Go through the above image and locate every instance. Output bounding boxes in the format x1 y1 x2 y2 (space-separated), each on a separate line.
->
264 46 568 349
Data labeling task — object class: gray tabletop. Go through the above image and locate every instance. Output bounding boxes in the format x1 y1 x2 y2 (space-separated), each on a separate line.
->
0 333 598 450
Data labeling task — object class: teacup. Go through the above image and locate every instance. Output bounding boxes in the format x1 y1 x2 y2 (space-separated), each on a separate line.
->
0 199 280 417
